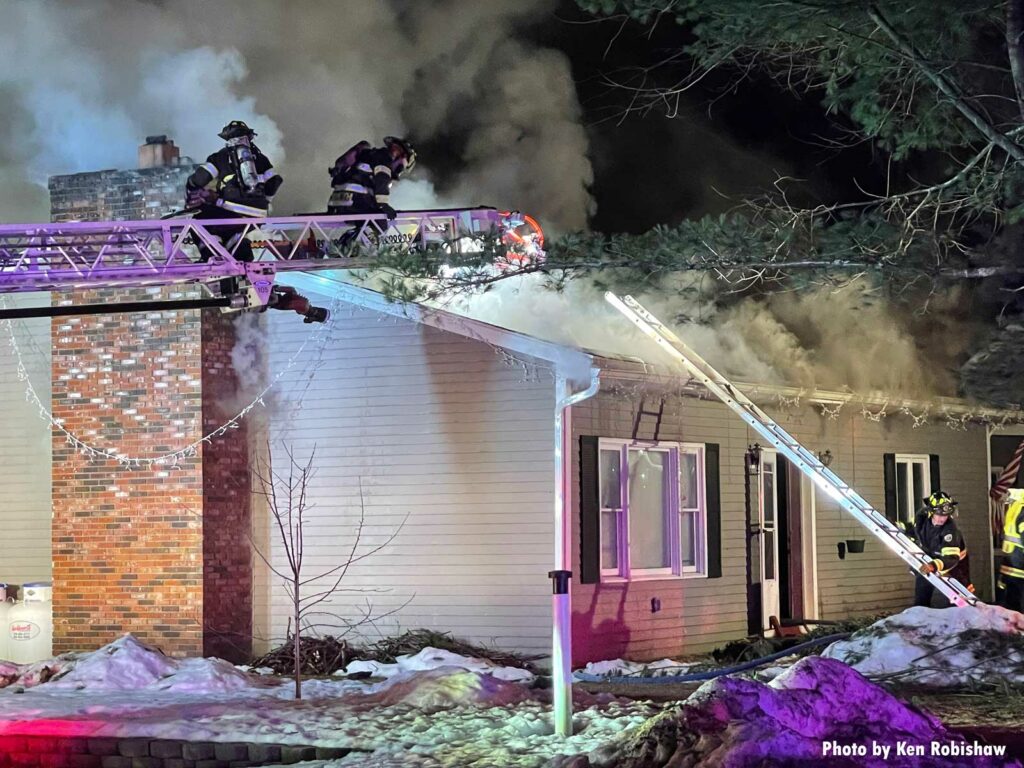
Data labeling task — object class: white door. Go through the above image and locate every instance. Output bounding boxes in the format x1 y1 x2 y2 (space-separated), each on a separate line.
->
760 451 781 631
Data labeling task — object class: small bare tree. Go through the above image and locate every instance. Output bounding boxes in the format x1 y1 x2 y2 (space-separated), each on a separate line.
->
250 443 408 698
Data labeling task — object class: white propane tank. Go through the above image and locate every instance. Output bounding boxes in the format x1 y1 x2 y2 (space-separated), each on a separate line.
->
0 584 11 662
8 582 53 664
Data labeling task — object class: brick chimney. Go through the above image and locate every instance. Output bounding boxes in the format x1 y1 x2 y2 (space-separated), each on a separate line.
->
138 135 181 169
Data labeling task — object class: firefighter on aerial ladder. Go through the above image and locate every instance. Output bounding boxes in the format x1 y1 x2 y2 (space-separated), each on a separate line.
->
327 136 417 221
185 120 328 323
186 120 282 262
899 491 973 607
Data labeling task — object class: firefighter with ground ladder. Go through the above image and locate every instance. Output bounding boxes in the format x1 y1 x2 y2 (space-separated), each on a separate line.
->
899 491 973 608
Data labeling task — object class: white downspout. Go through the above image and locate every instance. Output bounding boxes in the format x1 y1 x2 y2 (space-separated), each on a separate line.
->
551 368 600 738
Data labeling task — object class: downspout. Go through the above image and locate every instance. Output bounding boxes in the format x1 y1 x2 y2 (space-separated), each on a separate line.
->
550 367 600 738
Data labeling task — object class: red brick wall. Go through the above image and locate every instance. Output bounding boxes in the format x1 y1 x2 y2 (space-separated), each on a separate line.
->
200 309 253 663
51 287 204 657
50 290 254 659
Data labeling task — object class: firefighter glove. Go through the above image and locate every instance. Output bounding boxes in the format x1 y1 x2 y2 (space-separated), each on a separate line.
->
186 187 217 208
380 203 397 221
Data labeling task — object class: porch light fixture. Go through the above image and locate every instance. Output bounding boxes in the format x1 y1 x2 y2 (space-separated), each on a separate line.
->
818 449 834 468
745 443 762 467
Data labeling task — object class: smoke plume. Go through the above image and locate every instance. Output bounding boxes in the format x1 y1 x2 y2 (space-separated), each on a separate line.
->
449 275 976 399
0 0 591 230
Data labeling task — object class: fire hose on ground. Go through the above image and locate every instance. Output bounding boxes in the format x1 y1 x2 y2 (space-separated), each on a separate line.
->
572 632 852 685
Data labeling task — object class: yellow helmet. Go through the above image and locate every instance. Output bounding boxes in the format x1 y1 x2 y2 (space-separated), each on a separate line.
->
925 490 958 515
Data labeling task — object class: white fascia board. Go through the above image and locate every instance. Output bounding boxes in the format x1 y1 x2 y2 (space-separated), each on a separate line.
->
279 271 595 385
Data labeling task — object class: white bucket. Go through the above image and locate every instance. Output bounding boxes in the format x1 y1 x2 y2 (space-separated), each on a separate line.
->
8 582 52 664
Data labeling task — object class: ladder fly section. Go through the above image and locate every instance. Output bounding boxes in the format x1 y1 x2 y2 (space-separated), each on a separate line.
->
0 208 542 305
605 292 978 608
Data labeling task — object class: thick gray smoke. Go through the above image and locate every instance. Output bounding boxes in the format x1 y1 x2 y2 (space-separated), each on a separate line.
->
0 0 592 229
0 1 976 400
449 275 975 399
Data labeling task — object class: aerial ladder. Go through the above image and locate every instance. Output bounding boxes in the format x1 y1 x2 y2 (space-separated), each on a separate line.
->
0 208 544 321
605 292 979 608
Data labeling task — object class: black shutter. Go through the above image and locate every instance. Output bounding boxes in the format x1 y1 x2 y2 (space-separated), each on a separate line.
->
579 436 600 584
929 454 941 493
706 443 722 578
883 453 897 521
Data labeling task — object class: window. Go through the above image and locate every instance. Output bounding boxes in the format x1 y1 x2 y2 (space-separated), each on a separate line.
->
598 439 707 579
894 454 931 523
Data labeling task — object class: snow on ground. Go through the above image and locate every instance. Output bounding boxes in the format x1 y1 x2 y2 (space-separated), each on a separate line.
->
574 656 1018 768
0 635 657 768
4 612 1024 767
574 657 701 679
343 647 535 683
823 604 1024 686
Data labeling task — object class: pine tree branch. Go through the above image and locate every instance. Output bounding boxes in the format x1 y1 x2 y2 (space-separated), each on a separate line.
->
868 4 1024 163
1007 0 1024 121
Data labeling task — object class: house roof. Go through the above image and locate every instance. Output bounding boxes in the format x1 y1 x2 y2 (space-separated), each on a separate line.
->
278 271 598 385
279 272 1024 423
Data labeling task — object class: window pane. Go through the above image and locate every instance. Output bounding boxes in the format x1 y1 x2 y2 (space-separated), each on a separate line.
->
763 465 775 527
680 511 696 566
628 449 670 569
600 449 621 509
601 510 618 570
764 529 776 580
896 462 908 521
912 462 925 513
680 452 699 508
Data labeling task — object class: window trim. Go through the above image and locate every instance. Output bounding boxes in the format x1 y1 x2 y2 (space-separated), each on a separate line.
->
598 438 708 582
894 453 931 524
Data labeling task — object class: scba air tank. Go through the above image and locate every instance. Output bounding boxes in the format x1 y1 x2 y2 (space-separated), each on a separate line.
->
8 582 53 664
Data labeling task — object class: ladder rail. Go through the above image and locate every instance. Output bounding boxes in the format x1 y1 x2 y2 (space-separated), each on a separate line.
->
0 208 527 296
605 292 977 607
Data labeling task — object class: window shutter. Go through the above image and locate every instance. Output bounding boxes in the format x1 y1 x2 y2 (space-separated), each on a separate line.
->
883 453 897 521
705 443 722 579
929 454 941 492
579 436 600 584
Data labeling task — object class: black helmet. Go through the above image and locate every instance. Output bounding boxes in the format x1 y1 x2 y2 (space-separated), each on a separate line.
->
383 136 417 176
219 120 256 140
925 490 958 515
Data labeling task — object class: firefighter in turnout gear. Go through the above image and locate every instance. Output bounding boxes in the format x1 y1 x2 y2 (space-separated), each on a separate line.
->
185 120 283 262
998 490 1024 611
327 136 417 220
901 491 972 607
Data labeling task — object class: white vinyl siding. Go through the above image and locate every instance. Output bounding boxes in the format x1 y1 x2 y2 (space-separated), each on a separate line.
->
0 294 53 584
258 300 555 654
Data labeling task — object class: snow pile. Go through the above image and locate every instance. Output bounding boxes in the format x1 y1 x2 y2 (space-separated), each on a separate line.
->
2 635 267 693
577 657 1016 768
342 646 535 683
823 605 1024 686
352 667 533 711
575 658 700 679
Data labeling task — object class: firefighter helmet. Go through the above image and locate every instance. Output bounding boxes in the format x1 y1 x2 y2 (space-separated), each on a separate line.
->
383 136 417 177
925 490 958 515
219 120 256 140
